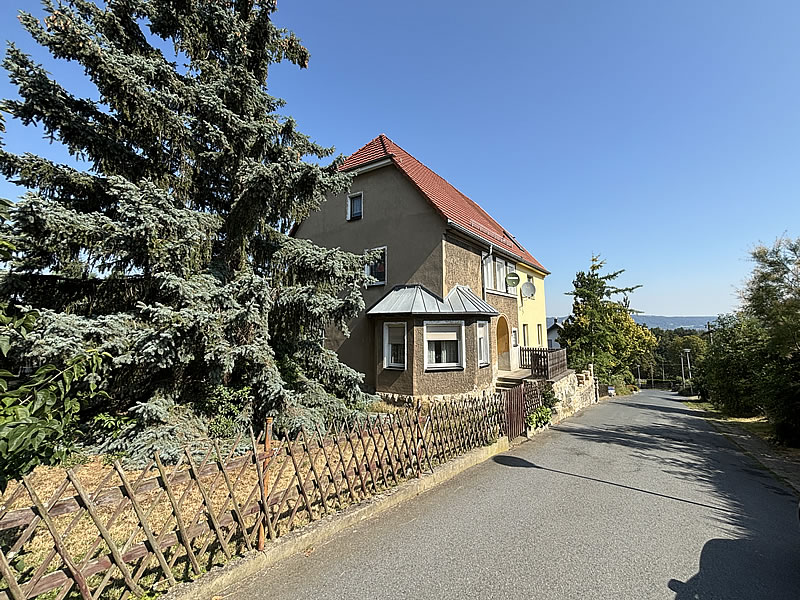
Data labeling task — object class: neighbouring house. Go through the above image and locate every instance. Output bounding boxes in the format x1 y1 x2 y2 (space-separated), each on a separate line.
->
547 317 564 349
293 134 550 398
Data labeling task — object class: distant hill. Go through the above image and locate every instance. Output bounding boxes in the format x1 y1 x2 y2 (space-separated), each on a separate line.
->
631 315 715 330
547 315 715 331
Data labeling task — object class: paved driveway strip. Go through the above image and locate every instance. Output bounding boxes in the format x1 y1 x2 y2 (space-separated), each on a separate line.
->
221 390 800 600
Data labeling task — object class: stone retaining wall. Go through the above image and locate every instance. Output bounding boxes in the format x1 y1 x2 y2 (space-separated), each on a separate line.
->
378 383 495 407
549 367 597 424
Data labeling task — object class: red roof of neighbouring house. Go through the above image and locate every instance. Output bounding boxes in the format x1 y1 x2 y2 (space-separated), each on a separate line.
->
340 134 548 274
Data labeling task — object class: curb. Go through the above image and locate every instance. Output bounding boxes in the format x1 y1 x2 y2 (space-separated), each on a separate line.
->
164 436 511 600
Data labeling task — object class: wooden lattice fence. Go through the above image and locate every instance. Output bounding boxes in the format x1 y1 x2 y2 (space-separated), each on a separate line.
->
0 394 510 600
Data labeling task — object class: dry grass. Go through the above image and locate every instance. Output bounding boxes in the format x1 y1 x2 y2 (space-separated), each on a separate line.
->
684 400 800 461
0 420 426 600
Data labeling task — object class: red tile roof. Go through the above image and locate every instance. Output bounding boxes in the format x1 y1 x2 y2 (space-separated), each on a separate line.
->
340 134 549 274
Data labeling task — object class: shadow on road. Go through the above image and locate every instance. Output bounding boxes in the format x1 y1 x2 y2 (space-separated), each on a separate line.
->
552 392 800 599
492 454 737 514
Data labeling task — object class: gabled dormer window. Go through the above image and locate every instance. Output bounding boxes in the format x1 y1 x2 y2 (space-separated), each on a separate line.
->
347 192 363 221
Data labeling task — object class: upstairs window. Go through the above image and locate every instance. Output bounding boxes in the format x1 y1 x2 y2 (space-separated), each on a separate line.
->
477 321 490 367
365 247 386 286
482 255 494 290
383 322 407 369
425 321 464 370
483 255 515 294
347 192 363 220
494 258 507 293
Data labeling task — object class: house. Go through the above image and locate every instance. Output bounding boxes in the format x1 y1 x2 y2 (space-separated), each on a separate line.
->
293 134 550 398
547 317 564 349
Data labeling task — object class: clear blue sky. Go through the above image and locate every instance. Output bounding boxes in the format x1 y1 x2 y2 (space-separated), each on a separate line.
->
2 1 799 317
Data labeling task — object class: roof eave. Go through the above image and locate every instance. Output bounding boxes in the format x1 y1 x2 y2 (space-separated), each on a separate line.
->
446 220 550 275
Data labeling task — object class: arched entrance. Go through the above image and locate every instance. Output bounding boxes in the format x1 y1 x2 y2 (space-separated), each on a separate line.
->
497 316 511 371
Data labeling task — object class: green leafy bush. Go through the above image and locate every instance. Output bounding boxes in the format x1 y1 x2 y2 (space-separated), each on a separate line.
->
538 382 558 409
0 350 109 490
526 406 552 430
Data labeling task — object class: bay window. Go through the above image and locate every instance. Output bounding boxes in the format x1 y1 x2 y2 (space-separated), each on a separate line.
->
383 322 406 369
477 321 490 367
424 321 465 370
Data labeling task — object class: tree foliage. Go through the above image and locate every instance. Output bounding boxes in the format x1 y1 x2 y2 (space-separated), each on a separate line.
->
701 237 800 444
649 327 709 383
559 256 656 384
0 0 375 465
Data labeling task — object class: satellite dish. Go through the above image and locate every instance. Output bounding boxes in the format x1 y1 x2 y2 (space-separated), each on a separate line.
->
520 281 536 298
505 271 521 287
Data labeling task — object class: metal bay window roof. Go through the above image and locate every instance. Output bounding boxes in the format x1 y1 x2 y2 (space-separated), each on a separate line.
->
367 284 499 317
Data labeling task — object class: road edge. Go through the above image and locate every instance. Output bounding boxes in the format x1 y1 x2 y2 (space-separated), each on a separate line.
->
700 414 800 497
164 436 511 600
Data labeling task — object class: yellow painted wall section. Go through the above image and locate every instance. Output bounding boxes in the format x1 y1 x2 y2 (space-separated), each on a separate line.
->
515 264 548 348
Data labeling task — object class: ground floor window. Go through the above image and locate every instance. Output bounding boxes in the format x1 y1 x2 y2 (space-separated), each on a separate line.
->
523 324 529 346
383 322 406 369
537 323 543 346
477 321 490 366
424 321 464 369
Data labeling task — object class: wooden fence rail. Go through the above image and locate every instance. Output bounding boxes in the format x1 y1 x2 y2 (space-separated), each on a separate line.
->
0 390 534 600
0 382 552 600
519 347 569 380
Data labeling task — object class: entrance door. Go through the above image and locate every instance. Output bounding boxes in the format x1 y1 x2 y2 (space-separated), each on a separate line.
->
497 316 511 371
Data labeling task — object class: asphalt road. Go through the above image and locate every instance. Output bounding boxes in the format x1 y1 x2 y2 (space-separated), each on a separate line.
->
222 390 800 600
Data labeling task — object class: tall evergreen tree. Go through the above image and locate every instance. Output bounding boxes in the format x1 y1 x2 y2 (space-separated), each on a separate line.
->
559 256 656 383
0 0 373 461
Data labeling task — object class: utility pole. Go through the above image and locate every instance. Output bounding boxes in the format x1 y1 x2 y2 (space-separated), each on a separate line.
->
650 365 654 389
637 364 641 387
680 352 686 388
684 349 693 395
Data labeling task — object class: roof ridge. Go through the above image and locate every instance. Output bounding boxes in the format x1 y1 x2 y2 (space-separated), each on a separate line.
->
341 135 549 274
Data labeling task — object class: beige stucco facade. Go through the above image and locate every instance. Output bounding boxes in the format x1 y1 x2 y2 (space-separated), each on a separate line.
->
295 164 447 389
294 162 548 397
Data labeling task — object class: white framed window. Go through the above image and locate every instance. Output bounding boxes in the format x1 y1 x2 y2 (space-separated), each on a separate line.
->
383 322 406 370
512 327 518 347
364 246 386 286
482 255 494 290
523 324 529 347
537 323 543 347
476 321 490 367
494 258 507 293
484 256 515 294
424 321 465 370
347 192 363 221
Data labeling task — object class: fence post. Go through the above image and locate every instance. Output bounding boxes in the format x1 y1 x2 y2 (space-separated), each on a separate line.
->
257 417 273 551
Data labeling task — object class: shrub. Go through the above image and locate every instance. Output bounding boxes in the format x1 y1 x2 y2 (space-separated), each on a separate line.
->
196 386 253 439
526 406 552 430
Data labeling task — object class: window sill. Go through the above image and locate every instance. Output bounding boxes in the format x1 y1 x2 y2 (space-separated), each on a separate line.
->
424 366 464 372
347 215 362 221
366 282 386 287
485 289 517 299
384 365 406 371
478 362 491 369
